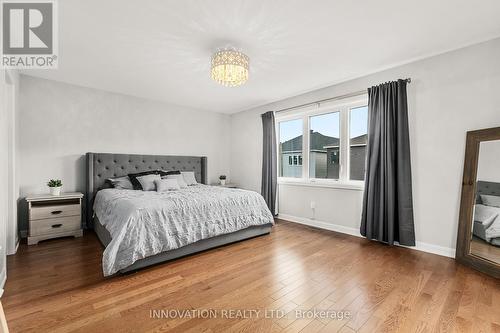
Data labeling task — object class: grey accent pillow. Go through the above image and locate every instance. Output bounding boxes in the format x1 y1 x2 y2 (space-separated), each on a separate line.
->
158 170 181 177
136 174 161 191
164 174 188 188
181 171 197 186
481 195 500 208
155 178 180 192
106 176 134 190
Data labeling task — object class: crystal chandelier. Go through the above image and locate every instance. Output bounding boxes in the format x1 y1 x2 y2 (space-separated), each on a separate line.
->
211 48 249 87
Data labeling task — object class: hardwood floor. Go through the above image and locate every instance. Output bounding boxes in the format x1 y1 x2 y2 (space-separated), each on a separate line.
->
470 237 500 264
3 220 500 333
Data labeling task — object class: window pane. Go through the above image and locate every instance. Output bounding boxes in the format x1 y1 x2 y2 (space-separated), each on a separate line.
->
350 106 368 180
279 119 303 177
309 112 340 179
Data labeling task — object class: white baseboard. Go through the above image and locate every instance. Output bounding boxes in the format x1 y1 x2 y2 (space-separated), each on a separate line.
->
399 240 456 258
278 214 455 258
278 214 360 237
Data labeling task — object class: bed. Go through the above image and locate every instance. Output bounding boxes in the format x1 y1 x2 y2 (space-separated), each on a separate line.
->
473 181 500 247
86 153 274 276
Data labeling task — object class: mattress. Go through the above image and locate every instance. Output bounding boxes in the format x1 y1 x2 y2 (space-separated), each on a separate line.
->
93 184 274 276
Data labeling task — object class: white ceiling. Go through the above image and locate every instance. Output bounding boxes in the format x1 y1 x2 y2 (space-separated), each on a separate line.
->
23 0 500 113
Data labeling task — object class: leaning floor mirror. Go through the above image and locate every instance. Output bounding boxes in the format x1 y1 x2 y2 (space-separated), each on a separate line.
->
456 127 500 278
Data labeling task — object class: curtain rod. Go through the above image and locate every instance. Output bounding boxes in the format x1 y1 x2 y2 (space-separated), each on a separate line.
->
275 78 411 114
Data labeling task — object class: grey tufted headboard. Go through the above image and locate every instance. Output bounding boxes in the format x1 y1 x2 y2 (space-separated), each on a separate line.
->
85 152 207 227
476 180 500 204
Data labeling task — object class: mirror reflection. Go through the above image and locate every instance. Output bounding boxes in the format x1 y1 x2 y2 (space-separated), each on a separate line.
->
470 140 500 264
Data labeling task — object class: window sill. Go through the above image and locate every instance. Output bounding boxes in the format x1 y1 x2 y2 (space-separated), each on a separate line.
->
277 179 364 191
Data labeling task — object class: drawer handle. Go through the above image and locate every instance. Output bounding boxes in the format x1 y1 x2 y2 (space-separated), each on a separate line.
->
51 210 63 215
51 224 63 228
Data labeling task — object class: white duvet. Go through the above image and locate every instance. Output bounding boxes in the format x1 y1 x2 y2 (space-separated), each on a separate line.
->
93 185 274 276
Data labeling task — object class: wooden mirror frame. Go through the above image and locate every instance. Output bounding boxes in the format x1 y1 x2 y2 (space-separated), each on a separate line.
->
456 127 500 278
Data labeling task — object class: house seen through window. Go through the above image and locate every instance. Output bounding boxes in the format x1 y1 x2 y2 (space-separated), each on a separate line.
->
279 119 303 177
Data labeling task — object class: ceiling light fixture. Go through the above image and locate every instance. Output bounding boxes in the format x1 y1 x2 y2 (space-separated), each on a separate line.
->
211 48 249 87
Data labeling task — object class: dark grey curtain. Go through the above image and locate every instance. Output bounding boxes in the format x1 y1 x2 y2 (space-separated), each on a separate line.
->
261 111 277 215
360 79 415 246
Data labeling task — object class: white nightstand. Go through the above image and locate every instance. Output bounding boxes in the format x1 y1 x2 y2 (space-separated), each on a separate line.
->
26 192 84 245
213 183 239 189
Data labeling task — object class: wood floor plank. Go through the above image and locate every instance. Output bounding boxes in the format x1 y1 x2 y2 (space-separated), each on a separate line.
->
3 219 499 333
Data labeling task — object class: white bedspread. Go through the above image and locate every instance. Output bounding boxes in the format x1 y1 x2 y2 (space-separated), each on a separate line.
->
485 213 500 243
93 185 274 276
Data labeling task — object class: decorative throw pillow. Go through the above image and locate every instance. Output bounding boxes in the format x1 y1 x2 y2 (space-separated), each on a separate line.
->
158 170 181 177
155 178 181 192
128 171 160 190
165 174 188 188
481 195 500 208
136 174 161 191
106 176 134 190
182 171 197 186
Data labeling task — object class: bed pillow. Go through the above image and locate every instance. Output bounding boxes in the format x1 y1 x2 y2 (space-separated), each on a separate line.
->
474 204 499 228
155 178 181 192
106 176 134 190
136 174 161 191
128 171 160 190
182 171 197 186
158 170 181 177
165 174 188 188
480 195 500 208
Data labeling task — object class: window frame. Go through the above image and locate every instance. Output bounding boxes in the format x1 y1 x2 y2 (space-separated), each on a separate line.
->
276 94 368 190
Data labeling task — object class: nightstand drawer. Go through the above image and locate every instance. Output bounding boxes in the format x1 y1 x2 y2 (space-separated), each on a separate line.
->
30 216 81 236
30 203 81 221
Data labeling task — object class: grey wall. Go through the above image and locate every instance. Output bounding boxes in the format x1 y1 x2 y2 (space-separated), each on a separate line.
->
230 37 500 255
18 75 231 233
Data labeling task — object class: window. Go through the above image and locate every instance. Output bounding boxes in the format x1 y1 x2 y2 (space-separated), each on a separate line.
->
309 112 340 179
277 96 368 186
279 119 303 178
349 106 368 181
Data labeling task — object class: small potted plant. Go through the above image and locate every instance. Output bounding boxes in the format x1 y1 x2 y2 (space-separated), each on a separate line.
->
219 175 227 186
47 179 63 196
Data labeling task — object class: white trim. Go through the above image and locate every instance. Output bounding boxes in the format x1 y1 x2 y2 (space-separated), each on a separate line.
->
278 214 456 258
276 95 368 184
340 104 348 181
279 213 360 237
396 241 456 258
5 71 17 256
278 179 364 191
8 240 19 256
303 116 309 179
0 270 5 294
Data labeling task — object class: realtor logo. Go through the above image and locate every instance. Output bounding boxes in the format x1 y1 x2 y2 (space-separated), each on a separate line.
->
1 0 58 68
